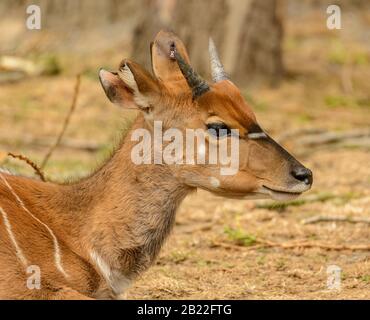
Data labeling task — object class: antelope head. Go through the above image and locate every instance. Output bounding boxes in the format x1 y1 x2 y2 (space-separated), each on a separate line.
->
99 30 312 201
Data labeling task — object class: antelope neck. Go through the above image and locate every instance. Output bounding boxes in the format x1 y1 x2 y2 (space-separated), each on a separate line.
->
59 116 193 281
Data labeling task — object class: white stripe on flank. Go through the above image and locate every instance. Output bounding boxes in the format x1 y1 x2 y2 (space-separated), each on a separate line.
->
0 206 28 267
0 173 68 278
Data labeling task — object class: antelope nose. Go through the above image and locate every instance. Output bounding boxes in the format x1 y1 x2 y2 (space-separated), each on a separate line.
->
291 167 313 185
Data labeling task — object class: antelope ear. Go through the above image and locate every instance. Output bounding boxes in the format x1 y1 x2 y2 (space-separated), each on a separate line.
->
151 30 190 92
99 61 160 111
117 60 160 110
99 69 137 109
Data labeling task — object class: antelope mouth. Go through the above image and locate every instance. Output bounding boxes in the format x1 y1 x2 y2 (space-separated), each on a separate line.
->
261 185 302 201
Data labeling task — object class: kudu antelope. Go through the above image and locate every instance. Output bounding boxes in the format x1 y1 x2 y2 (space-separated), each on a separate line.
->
0 30 312 299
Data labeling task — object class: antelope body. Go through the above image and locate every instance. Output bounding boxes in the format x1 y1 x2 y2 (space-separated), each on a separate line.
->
0 31 312 299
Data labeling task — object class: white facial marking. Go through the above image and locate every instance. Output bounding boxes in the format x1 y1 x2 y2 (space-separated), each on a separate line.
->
210 177 220 188
0 206 28 267
0 173 68 278
247 132 267 139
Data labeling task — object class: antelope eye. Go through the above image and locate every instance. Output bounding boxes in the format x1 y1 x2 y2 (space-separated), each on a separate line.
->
206 122 231 138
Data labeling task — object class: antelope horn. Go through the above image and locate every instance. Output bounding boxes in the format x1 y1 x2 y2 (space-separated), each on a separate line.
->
209 38 229 82
174 49 209 99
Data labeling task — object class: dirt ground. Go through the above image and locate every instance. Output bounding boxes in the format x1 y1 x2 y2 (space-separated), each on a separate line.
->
0 4 369 299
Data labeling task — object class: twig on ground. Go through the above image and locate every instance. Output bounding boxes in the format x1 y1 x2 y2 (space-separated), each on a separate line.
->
298 129 370 147
302 215 370 225
41 74 81 169
179 222 215 234
255 239 370 251
7 152 45 181
277 128 326 143
211 241 265 251
211 238 370 252
277 128 370 148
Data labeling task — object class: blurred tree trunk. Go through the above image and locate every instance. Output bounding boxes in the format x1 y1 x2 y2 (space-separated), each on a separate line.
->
170 0 229 77
131 0 228 73
234 0 284 86
1 0 283 86
132 0 284 86
130 0 168 71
